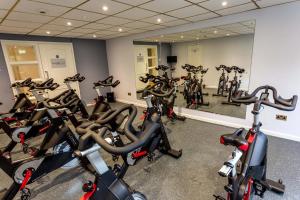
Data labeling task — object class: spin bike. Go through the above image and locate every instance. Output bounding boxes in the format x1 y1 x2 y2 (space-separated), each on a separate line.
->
62 73 89 118
0 78 35 123
138 75 186 122
214 85 297 200
213 65 232 97
0 97 83 200
75 104 166 200
89 75 120 120
182 64 209 109
222 66 245 106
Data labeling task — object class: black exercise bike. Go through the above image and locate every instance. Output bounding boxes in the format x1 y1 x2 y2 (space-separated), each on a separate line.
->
75 104 168 200
214 85 297 200
213 65 232 97
222 66 245 106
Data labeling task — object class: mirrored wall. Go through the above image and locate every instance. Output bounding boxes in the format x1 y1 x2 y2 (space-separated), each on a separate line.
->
133 20 255 119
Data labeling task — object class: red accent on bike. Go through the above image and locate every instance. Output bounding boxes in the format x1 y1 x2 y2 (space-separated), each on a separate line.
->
80 184 96 200
238 144 249 151
132 151 147 159
220 136 225 144
140 114 146 120
168 108 174 117
192 99 196 105
26 105 36 111
247 132 256 144
227 192 230 200
19 133 25 145
1 117 17 122
20 169 32 190
243 178 253 200
39 124 50 134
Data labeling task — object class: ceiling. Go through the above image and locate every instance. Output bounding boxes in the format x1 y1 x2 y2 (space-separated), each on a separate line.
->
136 20 255 43
0 0 298 40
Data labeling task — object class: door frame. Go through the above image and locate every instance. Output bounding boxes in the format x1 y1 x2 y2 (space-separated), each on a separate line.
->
1 40 79 96
133 44 158 91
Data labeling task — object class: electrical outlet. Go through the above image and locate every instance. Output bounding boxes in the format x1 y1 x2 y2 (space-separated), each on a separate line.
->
276 115 287 121
128 92 131 96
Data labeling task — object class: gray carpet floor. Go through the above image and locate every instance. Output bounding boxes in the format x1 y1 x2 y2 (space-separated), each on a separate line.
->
0 102 299 200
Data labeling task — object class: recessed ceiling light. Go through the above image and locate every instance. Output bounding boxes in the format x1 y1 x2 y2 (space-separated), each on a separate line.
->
155 39 158 42
180 35 184 39
46 31 51 35
226 33 231 36
222 1 228 6
157 18 162 23
196 37 199 40
102 5 108 11
214 30 218 34
118 28 123 32
67 21 72 26
93 34 97 38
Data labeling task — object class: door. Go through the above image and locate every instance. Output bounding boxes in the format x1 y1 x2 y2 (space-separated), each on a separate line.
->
38 43 80 98
134 45 158 90
188 44 203 66
1 41 45 98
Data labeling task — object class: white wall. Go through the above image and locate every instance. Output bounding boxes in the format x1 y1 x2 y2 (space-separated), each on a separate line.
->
106 2 300 142
171 34 254 90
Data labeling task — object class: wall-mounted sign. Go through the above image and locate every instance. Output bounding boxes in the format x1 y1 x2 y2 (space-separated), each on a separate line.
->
137 53 144 63
51 58 66 68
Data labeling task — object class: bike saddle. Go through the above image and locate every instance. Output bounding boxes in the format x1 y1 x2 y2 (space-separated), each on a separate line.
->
220 128 248 150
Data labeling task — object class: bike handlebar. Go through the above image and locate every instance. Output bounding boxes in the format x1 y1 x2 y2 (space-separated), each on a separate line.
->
11 78 33 88
232 85 297 111
29 78 60 91
76 104 160 155
64 73 85 83
43 97 78 109
93 76 120 88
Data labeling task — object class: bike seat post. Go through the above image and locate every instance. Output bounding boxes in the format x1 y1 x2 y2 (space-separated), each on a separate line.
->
144 95 153 108
31 89 45 102
252 104 263 131
15 86 22 96
65 81 72 90
95 86 102 97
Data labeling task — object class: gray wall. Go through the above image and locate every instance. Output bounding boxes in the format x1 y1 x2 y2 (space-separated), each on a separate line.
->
72 39 109 103
0 33 109 111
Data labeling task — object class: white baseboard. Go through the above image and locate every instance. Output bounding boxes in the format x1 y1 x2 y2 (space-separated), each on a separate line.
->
261 129 300 142
205 85 218 89
116 98 300 142
116 98 147 108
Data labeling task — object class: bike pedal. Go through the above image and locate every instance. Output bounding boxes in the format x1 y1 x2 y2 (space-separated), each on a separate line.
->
82 181 94 192
113 164 122 174
21 188 31 200
112 155 119 162
224 184 233 193
213 195 226 200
